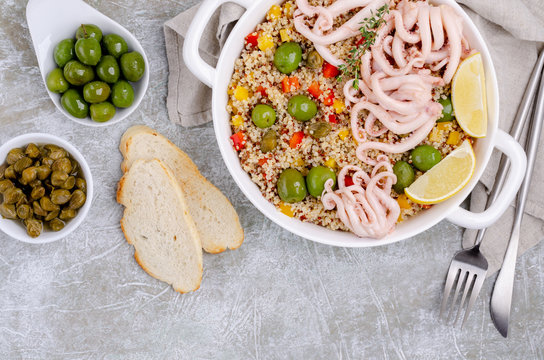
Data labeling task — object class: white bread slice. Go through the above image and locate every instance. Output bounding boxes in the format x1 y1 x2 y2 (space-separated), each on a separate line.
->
119 125 244 254
117 158 203 293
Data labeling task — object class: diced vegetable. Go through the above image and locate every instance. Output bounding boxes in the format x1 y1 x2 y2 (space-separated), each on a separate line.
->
332 99 345 113
234 86 249 101
282 76 300 93
279 202 294 217
328 114 338 124
337 128 350 140
245 32 258 47
283 2 293 16
447 130 461 145
397 194 411 209
324 157 337 169
344 175 354 186
257 33 274 51
280 29 291 42
289 131 304 149
256 85 267 97
230 131 246 151
308 81 322 99
323 89 334 106
231 115 244 127
258 157 268 166
322 62 340 78
293 157 305 167
268 5 282 20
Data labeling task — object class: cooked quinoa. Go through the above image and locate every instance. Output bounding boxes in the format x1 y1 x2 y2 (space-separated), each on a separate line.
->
227 0 471 231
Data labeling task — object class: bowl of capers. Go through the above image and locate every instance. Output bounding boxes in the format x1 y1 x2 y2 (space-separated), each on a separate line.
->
0 133 93 243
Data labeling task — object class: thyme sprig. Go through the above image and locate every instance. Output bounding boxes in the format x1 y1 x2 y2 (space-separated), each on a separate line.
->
337 4 390 89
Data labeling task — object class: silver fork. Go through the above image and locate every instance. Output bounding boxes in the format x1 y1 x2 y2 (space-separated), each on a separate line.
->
439 51 544 327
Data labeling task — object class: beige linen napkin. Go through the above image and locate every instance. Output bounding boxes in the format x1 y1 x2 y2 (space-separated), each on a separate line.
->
164 1 544 274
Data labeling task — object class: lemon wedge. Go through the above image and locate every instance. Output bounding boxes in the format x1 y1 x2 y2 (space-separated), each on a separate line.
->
405 140 475 204
451 52 487 138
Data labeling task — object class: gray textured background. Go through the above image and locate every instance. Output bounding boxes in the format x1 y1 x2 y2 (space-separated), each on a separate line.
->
0 0 543 359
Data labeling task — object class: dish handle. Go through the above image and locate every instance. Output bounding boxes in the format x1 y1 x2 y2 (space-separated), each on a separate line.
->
446 129 527 229
183 0 253 87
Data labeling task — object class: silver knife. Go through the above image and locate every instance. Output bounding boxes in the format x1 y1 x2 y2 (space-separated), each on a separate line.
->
489 52 544 338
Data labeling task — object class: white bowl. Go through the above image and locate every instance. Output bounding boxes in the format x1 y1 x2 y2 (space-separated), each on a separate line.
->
184 0 527 247
26 0 149 127
0 133 94 244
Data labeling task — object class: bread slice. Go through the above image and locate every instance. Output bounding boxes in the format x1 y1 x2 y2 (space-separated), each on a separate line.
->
117 158 203 293
119 125 244 254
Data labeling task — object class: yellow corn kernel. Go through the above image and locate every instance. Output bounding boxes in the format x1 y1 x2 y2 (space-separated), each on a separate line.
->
324 157 337 169
292 157 305 167
428 127 441 143
234 86 249 101
332 99 346 114
279 29 291 42
268 5 282 20
283 2 293 16
397 194 411 210
257 33 274 51
338 128 350 140
279 202 294 217
232 115 244 127
436 122 451 132
447 131 461 145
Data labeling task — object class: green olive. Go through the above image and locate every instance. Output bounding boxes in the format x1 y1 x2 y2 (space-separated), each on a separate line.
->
90 102 116 122
16 204 32 220
59 208 77 221
306 166 336 198
75 38 102 66
437 96 454 122
0 204 17 220
61 89 89 118
411 145 442 171
103 34 128 58
120 51 145 82
40 196 59 212
69 189 86 210
31 186 45 200
50 189 71 205
287 95 317 122
46 68 69 94
6 148 25 165
13 157 32 173
277 168 307 203
36 165 51 180
260 129 277 153
33 201 48 217
48 218 65 232
111 80 134 108
251 104 276 128
51 171 69 187
307 121 331 138
54 38 75 68
3 187 24 204
83 81 111 103
25 218 43 237
0 179 14 193
392 161 415 193
75 24 103 41
306 50 324 69
63 60 94 86
273 42 302 74
96 55 120 84
25 143 40 159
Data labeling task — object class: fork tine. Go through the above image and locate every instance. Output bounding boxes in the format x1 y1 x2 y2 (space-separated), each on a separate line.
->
447 270 468 321
454 273 476 325
440 266 460 317
461 274 486 328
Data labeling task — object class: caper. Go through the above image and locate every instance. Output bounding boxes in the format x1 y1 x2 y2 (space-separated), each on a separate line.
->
31 186 45 200
3 187 24 204
308 121 331 139
43 144 60 152
0 179 14 193
25 143 40 158
45 210 59 222
4 165 16 179
33 201 48 217
75 177 86 192
52 158 72 173
16 204 32 220
61 176 76 190
49 148 67 160
0 164 5 180
28 179 42 188
40 196 60 212
51 171 69 187
36 165 52 180
0 203 17 219
48 218 65 232
20 166 37 185
41 157 54 167
307 50 324 69
69 189 86 210
70 160 80 175
50 189 71 205
25 218 43 237
59 208 77 221
260 129 278 153
13 157 33 173
6 148 25 165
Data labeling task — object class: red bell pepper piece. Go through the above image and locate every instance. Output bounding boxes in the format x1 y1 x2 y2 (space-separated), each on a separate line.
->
230 131 246 151
308 81 322 99
344 175 354 187
245 32 258 47
289 131 304 149
322 62 340 78
328 114 338 124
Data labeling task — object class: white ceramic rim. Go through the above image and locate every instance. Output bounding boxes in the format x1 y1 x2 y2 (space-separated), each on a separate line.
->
0 133 94 244
185 0 527 247
25 0 150 127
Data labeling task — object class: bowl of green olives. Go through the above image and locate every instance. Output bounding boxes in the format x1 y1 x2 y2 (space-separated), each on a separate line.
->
0 133 93 244
26 0 149 126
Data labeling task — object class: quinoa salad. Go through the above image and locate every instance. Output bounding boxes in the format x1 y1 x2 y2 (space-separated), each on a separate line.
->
227 0 482 238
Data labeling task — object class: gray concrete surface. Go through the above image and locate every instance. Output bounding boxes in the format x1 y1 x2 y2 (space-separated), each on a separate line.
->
0 0 542 358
